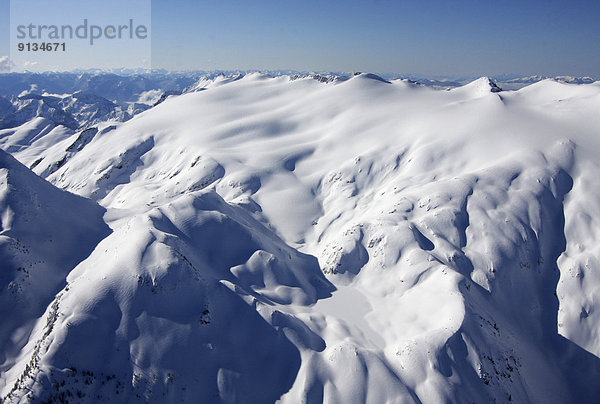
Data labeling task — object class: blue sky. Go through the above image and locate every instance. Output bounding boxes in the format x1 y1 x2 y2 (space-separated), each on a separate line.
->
1 0 599 77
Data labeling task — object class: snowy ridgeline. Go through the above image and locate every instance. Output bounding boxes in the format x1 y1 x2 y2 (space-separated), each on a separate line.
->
1 72 600 403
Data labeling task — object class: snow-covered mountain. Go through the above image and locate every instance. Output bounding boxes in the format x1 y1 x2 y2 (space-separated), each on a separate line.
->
0 72 199 106
1 72 600 403
0 149 111 402
0 92 135 131
494 75 597 90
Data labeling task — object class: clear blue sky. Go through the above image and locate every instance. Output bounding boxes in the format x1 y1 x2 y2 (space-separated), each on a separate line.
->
1 0 599 77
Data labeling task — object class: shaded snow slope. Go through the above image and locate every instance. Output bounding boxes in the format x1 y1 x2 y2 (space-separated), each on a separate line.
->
0 149 111 399
1 74 600 402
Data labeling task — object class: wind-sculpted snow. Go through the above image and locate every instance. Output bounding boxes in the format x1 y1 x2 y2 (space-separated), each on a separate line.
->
1 189 332 402
1 73 600 403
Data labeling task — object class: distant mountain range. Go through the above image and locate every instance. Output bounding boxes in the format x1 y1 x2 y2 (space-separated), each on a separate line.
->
0 71 596 101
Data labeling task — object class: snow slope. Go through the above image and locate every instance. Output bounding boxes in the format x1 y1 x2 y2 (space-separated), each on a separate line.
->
1 73 600 402
0 149 111 400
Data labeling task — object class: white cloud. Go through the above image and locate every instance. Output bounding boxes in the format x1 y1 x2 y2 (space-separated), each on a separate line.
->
0 56 13 72
137 89 163 105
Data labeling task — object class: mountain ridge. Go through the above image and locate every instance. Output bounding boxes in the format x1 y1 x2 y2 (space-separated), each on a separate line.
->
1 72 600 402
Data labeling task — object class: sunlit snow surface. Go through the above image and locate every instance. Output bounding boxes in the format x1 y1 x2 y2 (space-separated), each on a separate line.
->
1 73 600 403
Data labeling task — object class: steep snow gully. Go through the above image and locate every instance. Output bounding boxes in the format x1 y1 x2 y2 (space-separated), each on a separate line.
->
1 73 600 403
